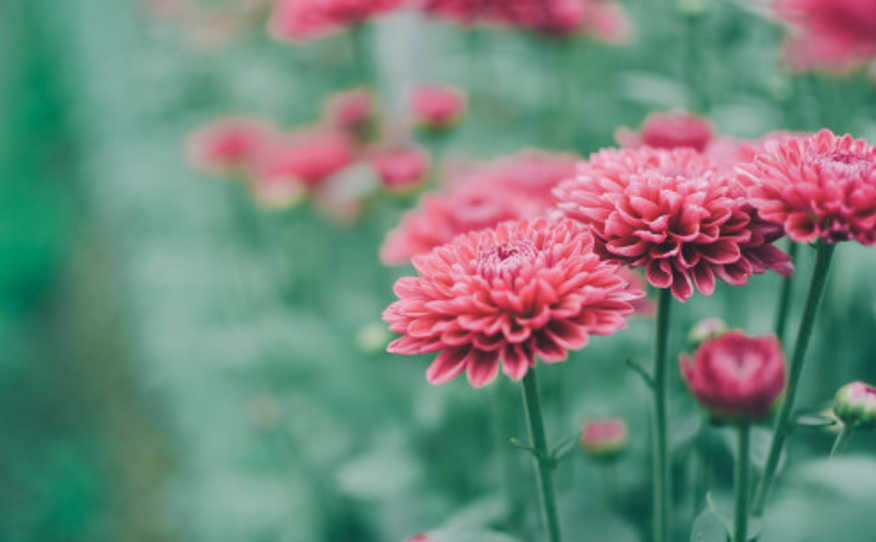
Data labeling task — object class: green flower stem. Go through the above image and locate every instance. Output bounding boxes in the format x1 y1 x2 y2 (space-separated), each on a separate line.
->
733 424 751 542
652 287 673 542
829 425 853 458
521 368 563 542
773 241 799 344
752 240 837 516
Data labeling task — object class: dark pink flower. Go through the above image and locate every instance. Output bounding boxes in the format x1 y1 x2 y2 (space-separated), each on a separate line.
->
739 129 876 245
411 84 467 130
371 146 431 193
384 218 643 387
186 116 273 175
269 0 403 42
581 417 629 459
776 0 876 72
250 129 357 190
680 330 786 421
381 150 576 265
323 88 376 140
615 111 714 153
555 147 792 301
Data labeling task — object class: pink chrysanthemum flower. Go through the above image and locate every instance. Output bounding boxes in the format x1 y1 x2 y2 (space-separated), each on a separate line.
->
739 129 876 245
411 84 468 130
776 0 876 73
185 116 274 175
250 129 357 190
555 147 792 301
680 330 785 421
384 218 643 387
371 145 431 193
269 0 403 42
381 150 577 264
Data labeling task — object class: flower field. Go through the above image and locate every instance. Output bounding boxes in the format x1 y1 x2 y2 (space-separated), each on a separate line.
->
2 1 876 541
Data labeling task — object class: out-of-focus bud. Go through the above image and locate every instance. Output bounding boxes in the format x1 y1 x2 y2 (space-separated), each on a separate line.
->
680 331 785 423
356 322 392 354
833 381 876 429
185 116 273 176
324 88 377 142
371 145 430 194
615 110 713 153
247 392 282 433
411 84 467 131
581 417 629 461
688 317 728 348
404 534 432 542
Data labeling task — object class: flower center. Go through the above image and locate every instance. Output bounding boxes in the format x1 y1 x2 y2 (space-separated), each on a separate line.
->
820 151 874 180
477 242 538 280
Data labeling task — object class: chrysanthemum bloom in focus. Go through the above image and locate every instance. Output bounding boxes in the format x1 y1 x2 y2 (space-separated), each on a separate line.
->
383 218 643 387
185 116 273 175
323 88 376 141
833 381 876 429
776 0 876 73
269 0 403 42
615 111 714 152
581 417 629 460
555 147 793 301
680 331 785 422
371 146 431 193
380 150 576 264
411 84 467 131
739 129 876 246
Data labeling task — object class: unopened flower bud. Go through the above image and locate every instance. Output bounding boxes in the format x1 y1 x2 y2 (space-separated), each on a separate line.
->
411 85 467 131
581 417 628 460
833 381 876 429
688 317 727 348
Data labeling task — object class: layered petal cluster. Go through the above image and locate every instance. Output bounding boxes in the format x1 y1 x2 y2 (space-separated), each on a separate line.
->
776 0 876 73
384 219 643 387
680 331 785 421
381 150 577 264
185 116 274 175
269 0 403 42
739 129 876 245
555 147 792 301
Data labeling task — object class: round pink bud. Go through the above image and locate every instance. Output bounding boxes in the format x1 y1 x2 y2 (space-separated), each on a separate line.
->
833 381 876 429
371 146 431 193
680 331 786 422
411 84 467 131
615 111 713 152
581 417 629 460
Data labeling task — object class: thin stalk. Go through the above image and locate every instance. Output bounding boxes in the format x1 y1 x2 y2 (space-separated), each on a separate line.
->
752 241 837 516
829 425 853 458
733 424 751 542
773 241 799 344
652 288 673 542
521 368 562 542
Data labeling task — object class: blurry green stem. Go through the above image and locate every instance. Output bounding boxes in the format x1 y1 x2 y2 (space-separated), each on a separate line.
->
829 425 853 458
773 241 799 344
652 288 673 542
521 368 563 542
733 424 751 542
752 241 837 516
349 24 373 84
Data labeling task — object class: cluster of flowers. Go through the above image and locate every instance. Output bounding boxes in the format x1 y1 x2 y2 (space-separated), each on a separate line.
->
384 110 876 386
267 0 633 42
774 0 876 73
186 84 466 219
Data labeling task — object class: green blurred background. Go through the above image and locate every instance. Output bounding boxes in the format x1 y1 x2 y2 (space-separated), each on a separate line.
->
2 0 876 541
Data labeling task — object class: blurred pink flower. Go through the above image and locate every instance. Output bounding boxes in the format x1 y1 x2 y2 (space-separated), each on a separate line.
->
381 150 576 265
776 0 876 73
185 116 274 175
615 111 714 153
404 535 433 542
411 84 468 130
581 417 629 458
323 88 376 139
680 330 785 421
250 129 357 190
555 147 792 301
269 0 403 41
740 129 876 245
384 218 643 387
371 146 431 193
834 381 876 429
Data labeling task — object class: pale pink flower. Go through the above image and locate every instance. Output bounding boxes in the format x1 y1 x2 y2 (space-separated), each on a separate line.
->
411 84 467 130
739 129 876 245
250 129 357 190
185 116 273 175
384 218 643 387
615 111 714 153
581 417 629 458
269 0 403 42
680 330 785 421
371 146 431 192
323 88 376 139
555 147 792 301
404 535 433 542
